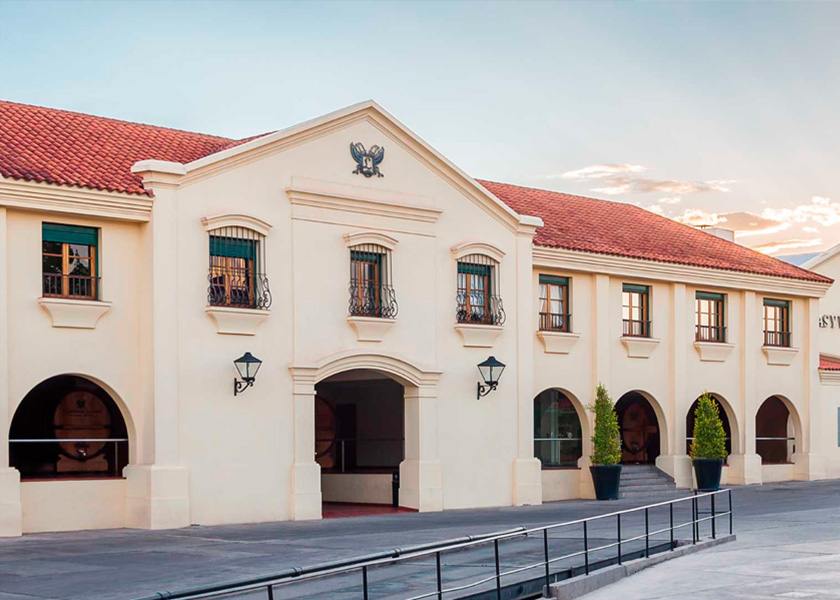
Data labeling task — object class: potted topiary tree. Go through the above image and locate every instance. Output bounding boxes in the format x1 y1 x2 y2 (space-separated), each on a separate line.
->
588 383 623 500
690 392 728 491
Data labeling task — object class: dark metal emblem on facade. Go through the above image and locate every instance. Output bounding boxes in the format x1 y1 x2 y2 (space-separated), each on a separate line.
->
350 142 384 178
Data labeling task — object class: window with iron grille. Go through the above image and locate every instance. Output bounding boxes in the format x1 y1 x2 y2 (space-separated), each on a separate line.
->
622 283 650 337
539 275 570 332
207 226 271 309
763 298 791 347
348 244 397 318
696 291 726 342
456 254 504 325
42 223 99 300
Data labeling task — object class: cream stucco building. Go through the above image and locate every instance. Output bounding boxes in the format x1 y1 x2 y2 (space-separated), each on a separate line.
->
0 99 837 537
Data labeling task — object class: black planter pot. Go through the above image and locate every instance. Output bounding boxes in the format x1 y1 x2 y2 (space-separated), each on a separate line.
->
693 458 724 492
589 465 622 500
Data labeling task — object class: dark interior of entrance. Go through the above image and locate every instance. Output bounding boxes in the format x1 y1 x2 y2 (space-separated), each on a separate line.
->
615 392 660 464
686 396 732 456
756 396 794 464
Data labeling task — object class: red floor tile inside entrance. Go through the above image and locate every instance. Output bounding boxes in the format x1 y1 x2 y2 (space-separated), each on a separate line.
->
322 502 417 519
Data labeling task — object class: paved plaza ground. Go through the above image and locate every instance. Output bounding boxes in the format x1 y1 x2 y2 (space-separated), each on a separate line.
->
1 479 839 599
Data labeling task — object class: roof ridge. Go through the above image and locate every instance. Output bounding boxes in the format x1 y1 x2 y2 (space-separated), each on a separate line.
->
0 99 238 143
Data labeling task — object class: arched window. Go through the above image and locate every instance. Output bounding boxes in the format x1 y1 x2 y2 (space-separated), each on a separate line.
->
756 396 795 464
534 389 582 467
9 376 129 480
456 254 504 325
206 224 271 310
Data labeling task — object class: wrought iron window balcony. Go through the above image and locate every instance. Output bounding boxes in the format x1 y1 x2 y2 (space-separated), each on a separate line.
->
207 270 272 310
764 330 791 348
349 283 398 319
695 324 727 343
42 273 100 300
623 318 651 338
539 312 571 332
456 294 505 325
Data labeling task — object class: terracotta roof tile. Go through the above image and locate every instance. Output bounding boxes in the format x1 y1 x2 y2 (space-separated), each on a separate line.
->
820 356 840 371
479 180 832 284
0 100 831 284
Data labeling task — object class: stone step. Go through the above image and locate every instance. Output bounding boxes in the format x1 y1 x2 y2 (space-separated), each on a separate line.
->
620 477 674 486
619 490 682 499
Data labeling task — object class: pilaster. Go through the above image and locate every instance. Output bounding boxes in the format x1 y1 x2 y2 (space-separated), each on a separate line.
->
513 226 541 506
290 379 321 520
731 290 762 485
401 386 443 512
0 207 23 537
794 297 826 480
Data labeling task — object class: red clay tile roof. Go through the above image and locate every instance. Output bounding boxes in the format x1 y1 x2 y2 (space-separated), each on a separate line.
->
820 356 840 371
0 100 267 196
0 100 832 284
479 180 832 284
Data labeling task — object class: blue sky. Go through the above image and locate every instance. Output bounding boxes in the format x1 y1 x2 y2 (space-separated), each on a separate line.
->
1 0 838 255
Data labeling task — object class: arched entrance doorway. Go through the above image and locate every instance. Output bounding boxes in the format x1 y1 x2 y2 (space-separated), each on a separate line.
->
615 392 661 464
9 375 129 479
756 396 797 464
686 394 734 456
315 369 406 514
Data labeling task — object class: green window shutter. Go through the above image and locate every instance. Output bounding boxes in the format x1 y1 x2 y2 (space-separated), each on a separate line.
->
42 223 98 246
623 283 649 294
764 298 790 308
351 250 382 264
210 236 256 260
458 262 491 276
539 275 569 286
696 291 725 301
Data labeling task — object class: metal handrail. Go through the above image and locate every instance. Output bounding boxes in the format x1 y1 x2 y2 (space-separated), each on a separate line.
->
134 489 733 600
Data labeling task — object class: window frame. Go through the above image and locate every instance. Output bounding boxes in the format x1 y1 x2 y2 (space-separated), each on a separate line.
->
622 283 650 338
538 275 570 332
763 298 791 347
41 223 99 300
350 249 384 317
207 227 270 310
695 291 726 343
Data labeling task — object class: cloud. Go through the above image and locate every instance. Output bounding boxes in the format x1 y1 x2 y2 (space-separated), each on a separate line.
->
762 196 840 228
658 197 682 205
553 164 647 180
750 238 824 255
592 177 734 196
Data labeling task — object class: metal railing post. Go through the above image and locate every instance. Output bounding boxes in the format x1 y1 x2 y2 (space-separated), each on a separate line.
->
644 508 650 558
617 513 622 565
494 539 502 600
267 584 274 600
583 521 590 575
362 565 369 600
341 440 346 473
669 501 674 550
729 489 734 534
692 495 697 544
711 493 716 539
543 529 550 589
435 551 443 600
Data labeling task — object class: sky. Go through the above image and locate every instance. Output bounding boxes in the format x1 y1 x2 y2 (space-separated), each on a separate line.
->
1 0 838 256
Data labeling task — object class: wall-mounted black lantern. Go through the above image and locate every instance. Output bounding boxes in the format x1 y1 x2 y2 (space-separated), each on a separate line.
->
234 352 262 396
477 356 505 399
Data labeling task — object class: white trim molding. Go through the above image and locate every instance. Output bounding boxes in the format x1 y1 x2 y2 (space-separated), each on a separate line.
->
201 213 273 237
290 350 442 389
536 330 580 354
762 345 799 366
819 369 840 385
38 297 112 329
205 306 269 336
454 323 504 348
450 241 505 263
693 341 735 363
344 231 399 251
0 178 153 222
620 336 660 359
347 316 395 342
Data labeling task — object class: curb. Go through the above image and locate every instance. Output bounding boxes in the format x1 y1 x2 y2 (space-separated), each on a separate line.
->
545 534 736 599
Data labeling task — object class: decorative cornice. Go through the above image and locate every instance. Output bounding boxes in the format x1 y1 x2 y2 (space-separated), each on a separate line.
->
201 213 273 237
0 178 153 222
532 246 831 298
344 231 399 250
289 350 441 389
819 369 840 385
451 241 505 263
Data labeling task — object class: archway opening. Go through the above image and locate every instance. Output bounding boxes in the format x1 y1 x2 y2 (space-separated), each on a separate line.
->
315 369 406 516
533 389 583 468
686 395 733 457
756 396 796 464
9 375 129 480
615 392 661 464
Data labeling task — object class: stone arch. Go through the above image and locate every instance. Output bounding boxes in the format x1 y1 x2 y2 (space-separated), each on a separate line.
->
756 394 803 463
533 386 591 460
686 392 740 456
615 389 669 463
